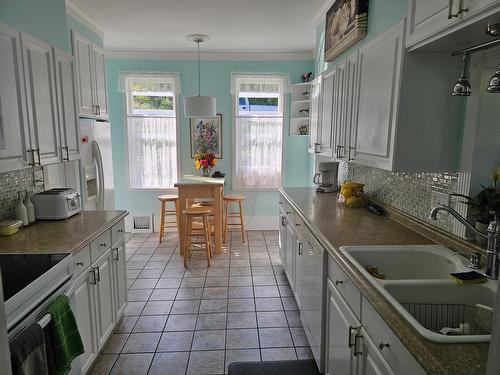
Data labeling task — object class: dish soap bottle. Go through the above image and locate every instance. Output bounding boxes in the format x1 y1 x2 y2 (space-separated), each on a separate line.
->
24 190 36 224
15 191 28 226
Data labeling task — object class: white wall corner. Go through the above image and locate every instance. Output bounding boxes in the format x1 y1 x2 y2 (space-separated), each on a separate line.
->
65 0 105 38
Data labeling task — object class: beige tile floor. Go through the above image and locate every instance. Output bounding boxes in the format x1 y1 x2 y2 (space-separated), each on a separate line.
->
91 230 313 375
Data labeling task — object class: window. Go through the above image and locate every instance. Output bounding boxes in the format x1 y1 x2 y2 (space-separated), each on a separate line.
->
124 74 179 189
232 74 288 189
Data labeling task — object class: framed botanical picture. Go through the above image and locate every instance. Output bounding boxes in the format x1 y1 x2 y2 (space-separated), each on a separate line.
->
324 0 369 62
190 114 223 159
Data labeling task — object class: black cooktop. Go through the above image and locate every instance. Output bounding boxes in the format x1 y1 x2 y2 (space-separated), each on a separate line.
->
0 253 70 301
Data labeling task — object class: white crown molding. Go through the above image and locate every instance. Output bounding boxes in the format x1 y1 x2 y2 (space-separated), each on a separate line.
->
65 0 104 38
105 49 314 61
314 0 335 26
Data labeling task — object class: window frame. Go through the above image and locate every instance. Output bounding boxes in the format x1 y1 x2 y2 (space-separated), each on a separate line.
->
123 74 181 191
231 74 287 191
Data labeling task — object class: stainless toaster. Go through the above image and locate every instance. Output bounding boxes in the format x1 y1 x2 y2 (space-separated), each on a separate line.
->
31 188 82 220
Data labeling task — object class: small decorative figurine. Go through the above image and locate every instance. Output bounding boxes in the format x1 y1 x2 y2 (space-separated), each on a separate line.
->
301 72 312 82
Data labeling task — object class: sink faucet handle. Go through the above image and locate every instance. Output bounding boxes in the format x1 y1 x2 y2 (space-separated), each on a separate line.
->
469 251 482 269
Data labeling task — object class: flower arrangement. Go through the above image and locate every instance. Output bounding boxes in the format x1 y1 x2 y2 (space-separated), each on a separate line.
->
194 151 217 176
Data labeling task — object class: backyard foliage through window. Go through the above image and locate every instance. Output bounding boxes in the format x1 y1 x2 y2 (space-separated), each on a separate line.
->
132 95 173 111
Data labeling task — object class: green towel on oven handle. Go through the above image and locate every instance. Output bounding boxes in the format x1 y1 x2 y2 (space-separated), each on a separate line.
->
45 295 84 375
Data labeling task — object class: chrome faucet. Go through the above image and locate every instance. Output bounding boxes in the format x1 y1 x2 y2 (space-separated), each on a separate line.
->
428 205 500 279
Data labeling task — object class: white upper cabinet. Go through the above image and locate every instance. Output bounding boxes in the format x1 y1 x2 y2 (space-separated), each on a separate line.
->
72 31 108 119
318 68 336 158
92 45 108 118
407 0 500 49
353 24 404 170
21 33 61 165
53 48 80 161
0 23 30 172
308 76 322 154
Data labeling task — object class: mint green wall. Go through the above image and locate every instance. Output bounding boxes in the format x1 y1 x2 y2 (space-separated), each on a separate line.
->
106 59 313 219
66 15 103 49
315 0 407 75
0 0 69 51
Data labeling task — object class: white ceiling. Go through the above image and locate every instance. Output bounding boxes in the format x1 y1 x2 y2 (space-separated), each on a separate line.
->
70 0 325 53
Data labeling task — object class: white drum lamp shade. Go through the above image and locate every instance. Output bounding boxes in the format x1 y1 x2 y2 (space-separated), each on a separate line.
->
184 96 216 118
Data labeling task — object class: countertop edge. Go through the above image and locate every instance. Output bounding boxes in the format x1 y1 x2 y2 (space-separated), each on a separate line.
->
279 188 488 375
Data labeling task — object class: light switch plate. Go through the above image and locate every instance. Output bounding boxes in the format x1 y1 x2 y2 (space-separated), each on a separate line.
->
431 190 450 212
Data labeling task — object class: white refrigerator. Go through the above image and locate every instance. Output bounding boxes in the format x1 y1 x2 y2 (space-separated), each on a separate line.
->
79 119 115 210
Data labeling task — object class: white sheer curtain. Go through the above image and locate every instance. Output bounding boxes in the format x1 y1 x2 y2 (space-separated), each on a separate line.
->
127 117 177 189
232 73 287 189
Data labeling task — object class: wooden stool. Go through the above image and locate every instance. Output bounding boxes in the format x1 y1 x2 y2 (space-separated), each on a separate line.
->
183 206 213 267
158 195 179 243
223 195 246 243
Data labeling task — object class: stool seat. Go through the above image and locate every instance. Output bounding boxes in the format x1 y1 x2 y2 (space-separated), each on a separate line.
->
158 194 179 202
223 195 245 201
183 206 212 216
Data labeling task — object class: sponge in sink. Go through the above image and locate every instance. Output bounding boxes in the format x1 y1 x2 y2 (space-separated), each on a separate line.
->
448 271 487 285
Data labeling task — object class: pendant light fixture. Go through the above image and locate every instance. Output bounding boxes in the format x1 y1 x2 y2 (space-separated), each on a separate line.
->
451 53 472 96
183 34 216 118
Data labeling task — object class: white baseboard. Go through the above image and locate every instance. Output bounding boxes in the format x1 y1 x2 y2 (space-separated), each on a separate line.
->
150 214 278 232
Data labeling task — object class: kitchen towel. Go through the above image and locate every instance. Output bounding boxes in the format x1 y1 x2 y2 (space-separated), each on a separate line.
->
9 323 48 375
45 295 84 375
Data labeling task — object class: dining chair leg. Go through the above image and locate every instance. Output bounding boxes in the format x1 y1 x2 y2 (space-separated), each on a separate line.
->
159 201 166 243
238 200 246 243
223 201 229 243
203 215 211 267
174 199 180 236
184 217 191 268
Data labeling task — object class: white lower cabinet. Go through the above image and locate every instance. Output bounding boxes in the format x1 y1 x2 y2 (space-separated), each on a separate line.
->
278 199 425 375
72 265 98 375
70 221 127 374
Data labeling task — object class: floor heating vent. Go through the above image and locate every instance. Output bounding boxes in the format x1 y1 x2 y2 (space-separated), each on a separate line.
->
125 214 154 233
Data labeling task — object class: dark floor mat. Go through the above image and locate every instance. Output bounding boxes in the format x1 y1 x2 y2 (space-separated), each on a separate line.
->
227 359 320 375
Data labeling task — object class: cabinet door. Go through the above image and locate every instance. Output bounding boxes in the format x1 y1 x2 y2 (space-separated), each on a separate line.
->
112 240 127 319
308 76 322 153
73 268 98 375
53 48 80 160
352 23 404 171
285 220 295 291
333 60 347 160
92 45 108 118
94 249 115 350
72 31 95 117
21 33 61 165
407 0 461 47
325 278 359 375
0 23 31 172
319 69 335 158
278 208 287 272
357 328 395 375
463 0 498 18
345 52 359 161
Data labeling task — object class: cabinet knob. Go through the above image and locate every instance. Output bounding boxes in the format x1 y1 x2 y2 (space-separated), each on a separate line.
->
295 223 300 227
378 342 390 350
117 229 124 233
100 242 107 247
286 211 292 215
335 280 343 285
76 262 84 266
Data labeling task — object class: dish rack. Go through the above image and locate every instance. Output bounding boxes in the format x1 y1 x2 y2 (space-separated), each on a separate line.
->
402 303 492 335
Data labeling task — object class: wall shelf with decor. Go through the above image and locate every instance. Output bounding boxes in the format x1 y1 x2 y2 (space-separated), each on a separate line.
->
290 82 311 136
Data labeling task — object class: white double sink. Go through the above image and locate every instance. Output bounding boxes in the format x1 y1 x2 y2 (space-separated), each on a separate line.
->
340 245 497 343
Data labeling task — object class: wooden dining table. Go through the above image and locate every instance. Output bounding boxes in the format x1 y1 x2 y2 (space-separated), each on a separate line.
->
174 175 225 255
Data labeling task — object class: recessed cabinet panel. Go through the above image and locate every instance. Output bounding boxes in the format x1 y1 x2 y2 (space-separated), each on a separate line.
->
21 33 61 165
308 77 322 153
112 240 127 319
94 249 115 350
319 69 335 158
0 23 30 172
92 45 108 118
72 32 94 117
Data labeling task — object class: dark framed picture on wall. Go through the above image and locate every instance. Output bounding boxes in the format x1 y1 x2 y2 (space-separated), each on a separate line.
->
324 0 369 62
190 114 223 159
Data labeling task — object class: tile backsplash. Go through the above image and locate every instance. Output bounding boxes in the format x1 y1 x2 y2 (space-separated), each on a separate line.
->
0 168 38 221
342 161 460 233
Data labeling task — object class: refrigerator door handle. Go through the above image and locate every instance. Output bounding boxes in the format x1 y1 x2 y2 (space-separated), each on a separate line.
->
91 140 105 210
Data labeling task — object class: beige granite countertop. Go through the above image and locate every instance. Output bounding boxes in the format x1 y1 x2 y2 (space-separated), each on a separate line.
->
0 210 128 254
280 187 489 375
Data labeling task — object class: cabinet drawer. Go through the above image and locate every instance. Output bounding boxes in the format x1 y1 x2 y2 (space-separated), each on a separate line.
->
73 245 91 276
111 220 125 246
90 230 111 262
328 254 361 319
362 297 425 375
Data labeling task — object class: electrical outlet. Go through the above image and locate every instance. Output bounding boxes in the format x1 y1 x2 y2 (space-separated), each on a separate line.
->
431 190 450 211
